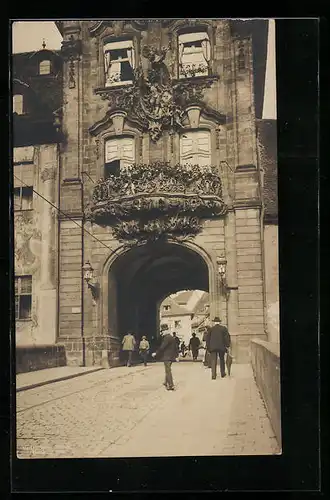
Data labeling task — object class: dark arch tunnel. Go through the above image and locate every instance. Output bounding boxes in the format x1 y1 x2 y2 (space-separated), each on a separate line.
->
108 242 209 350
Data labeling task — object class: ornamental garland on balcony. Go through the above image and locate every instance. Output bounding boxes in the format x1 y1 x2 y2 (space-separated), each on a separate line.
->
86 162 228 245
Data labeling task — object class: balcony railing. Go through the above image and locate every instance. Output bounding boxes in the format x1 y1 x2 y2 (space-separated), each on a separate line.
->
87 162 227 244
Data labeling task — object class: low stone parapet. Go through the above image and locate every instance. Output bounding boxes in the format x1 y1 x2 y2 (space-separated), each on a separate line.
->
250 339 282 448
16 344 67 374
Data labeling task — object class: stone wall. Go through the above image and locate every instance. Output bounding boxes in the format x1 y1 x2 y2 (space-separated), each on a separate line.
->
16 344 66 374
250 339 282 448
263 223 280 343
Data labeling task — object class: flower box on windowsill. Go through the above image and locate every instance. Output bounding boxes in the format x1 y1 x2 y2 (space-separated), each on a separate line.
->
94 81 133 96
172 74 219 85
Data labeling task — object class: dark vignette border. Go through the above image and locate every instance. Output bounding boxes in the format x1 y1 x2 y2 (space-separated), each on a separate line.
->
2 15 321 495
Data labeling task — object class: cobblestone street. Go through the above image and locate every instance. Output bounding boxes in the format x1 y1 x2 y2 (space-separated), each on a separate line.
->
16 362 281 459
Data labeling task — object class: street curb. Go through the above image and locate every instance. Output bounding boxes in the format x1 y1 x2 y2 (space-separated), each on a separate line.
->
16 367 104 392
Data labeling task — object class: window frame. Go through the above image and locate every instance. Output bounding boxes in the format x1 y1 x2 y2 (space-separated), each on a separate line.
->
103 135 135 177
178 30 211 79
103 39 136 88
179 129 212 167
15 275 32 321
13 185 34 211
13 94 24 115
39 59 52 75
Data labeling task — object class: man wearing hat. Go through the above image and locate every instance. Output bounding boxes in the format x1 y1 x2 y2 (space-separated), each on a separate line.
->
152 326 177 390
206 317 231 380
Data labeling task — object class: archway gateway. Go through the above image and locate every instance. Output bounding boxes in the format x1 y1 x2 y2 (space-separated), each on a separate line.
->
102 241 221 359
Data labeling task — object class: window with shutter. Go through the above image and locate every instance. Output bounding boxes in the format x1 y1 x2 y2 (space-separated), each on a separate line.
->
15 276 32 320
13 186 33 210
104 137 135 177
180 131 211 167
178 32 210 78
103 40 135 87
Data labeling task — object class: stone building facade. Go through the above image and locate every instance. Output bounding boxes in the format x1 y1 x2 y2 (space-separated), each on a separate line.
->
13 19 278 369
13 49 62 357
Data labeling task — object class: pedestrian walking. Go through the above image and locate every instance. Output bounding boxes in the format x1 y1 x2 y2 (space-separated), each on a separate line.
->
172 332 180 361
121 331 136 367
180 341 187 357
202 326 211 368
206 317 231 380
152 327 177 391
188 332 201 361
139 336 150 366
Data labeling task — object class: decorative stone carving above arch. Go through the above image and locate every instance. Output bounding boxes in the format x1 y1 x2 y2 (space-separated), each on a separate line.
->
168 19 214 34
89 109 142 138
88 20 143 38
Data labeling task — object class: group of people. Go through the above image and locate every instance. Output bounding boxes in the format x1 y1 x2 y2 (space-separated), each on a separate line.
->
121 316 231 391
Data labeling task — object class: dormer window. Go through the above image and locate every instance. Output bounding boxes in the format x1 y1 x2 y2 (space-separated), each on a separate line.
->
13 94 23 115
104 136 135 178
178 32 210 79
103 40 135 87
39 59 51 75
180 130 211 167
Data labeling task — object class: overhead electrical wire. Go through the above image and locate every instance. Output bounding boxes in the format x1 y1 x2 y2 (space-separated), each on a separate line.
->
13 174 114 252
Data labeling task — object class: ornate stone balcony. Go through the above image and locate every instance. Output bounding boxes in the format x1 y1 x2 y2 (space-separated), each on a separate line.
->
87 162 228 244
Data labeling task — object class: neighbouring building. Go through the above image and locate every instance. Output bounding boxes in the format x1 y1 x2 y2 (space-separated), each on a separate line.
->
12 19 279 371
159 290 209 344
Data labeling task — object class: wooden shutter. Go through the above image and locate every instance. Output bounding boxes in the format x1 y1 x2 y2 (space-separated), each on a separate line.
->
196 131 211 166
180 134 194 164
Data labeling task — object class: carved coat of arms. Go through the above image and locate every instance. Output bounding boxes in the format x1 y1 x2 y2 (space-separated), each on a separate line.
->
115 45 185 141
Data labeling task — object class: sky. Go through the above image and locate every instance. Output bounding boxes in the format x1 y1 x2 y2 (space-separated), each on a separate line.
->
12 20 276 119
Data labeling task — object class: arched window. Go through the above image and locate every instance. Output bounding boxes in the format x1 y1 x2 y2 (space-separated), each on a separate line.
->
13 94 23 115
103 40 135 87
178 31 210 78
180 130 211 167
104 136 135 177
238 44 246 71
39 59 51 75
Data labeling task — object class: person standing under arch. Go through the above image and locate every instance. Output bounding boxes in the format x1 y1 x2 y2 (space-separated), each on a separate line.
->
121 331 136 367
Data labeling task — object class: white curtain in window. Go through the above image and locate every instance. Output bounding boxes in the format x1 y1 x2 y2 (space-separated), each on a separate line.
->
201 39 211 62
104 51 111 77
104 40 133 52
179 32 208 44
127 46 135 69
178 42 185 63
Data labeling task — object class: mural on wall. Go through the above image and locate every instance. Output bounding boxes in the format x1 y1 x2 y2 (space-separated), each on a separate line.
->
14 212 42 269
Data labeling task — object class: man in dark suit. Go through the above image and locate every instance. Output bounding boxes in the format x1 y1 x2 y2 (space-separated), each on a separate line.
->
202 326 211 368
206 317 231 380
152 328 178 390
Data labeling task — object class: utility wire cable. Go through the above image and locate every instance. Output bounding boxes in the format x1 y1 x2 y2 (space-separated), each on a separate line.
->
13 174 114 252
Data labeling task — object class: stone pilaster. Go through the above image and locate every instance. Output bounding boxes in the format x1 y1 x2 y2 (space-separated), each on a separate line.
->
37 145 58 345
61 21 83 183
224 210 239 339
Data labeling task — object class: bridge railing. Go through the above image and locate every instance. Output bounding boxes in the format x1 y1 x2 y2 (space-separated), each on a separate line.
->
250 339 282 449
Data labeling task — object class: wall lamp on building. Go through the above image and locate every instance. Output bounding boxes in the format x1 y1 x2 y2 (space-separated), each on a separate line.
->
217 257 230 294
82 261 99 305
